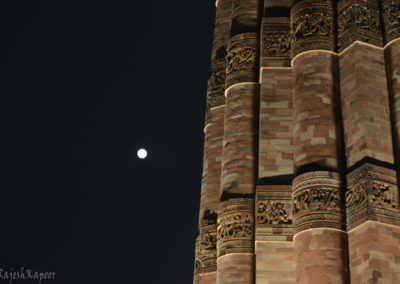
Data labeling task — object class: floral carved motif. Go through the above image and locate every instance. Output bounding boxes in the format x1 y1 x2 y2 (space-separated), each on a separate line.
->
346 180 398 210
201 230 217 251
292 12 332 42
383 0 400 29
263 30 291 55
370 182 398 209
293 188 340 215
346 181 367 209
226 47 257 75
257 201 291 225
217 213 253 240
338 3 379 36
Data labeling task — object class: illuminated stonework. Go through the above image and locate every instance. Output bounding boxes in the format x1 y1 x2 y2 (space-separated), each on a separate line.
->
194 1 400 283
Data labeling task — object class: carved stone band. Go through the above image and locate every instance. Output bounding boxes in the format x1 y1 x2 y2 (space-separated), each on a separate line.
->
217 198 254 257
346 163 400 230
198 221 217 273
291 0 335 56
225 33 258 88
256 185 293 241
337 0 382 50
382 0 400 42
292 171 345 233
261 17 291 67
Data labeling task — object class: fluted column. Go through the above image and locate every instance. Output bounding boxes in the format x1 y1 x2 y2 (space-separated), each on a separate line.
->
196 1 232 283
217 0 261 283
291 1 349 283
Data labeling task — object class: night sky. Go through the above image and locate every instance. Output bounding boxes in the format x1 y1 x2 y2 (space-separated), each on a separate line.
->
2 1 215 283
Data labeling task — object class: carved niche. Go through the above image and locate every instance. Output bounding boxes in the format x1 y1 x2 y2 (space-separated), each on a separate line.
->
217 198 254 257
346 163 400 230
382 0 400 42
338 0 382 50
291 0 335 55
256 186 293 241
261 18 291 67
225 34 258 87
292 171 345 233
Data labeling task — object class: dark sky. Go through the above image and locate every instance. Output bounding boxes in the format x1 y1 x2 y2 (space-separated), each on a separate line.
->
1 1 215 283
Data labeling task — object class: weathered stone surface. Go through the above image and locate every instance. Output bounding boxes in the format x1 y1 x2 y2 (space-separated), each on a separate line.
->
340 42 394 167
294 229 349 284
217 253 254 284
292 51 341 170
222 83 259 195
348 221 400 283
199 272 217 284
256 241 295 284
259 67 294 179
200 106 224 222
385 39 400 162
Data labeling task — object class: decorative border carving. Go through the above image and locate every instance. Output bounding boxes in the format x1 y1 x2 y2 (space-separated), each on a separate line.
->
338 0 382 50
217 198 254 256
346 163 400 230
198 220 217 273
205 57 226 124
225 34 258 87
256 186 293 241
292 171 345 233
261 18 291 66
291 0 335 56
382 0 400 42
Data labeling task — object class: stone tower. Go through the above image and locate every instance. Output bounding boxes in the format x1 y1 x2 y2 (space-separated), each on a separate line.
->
194 0 400 283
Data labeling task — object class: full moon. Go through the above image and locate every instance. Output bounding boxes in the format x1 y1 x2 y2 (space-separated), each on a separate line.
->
137 148 148 159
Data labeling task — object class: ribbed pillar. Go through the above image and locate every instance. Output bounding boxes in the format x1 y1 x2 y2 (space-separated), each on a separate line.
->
217 1 260 283
385 37 400 170
196 1 232 283
291 1 348 283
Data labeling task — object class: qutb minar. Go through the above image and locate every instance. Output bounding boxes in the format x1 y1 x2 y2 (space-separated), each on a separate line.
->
194 0 400 283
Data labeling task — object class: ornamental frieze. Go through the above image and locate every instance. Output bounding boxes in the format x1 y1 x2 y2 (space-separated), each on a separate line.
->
255 186 293 241
383 0 400 41
225 34 258 87
226 47 257 75
293 187 340 215
217 212 253 240
292 12 332 42
217 198 254 256
291 0 335 55
337 0 382 49
257 200 292 225
347 180 398 211
346 163 400 230
346 181 367 209
292 171 345 233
